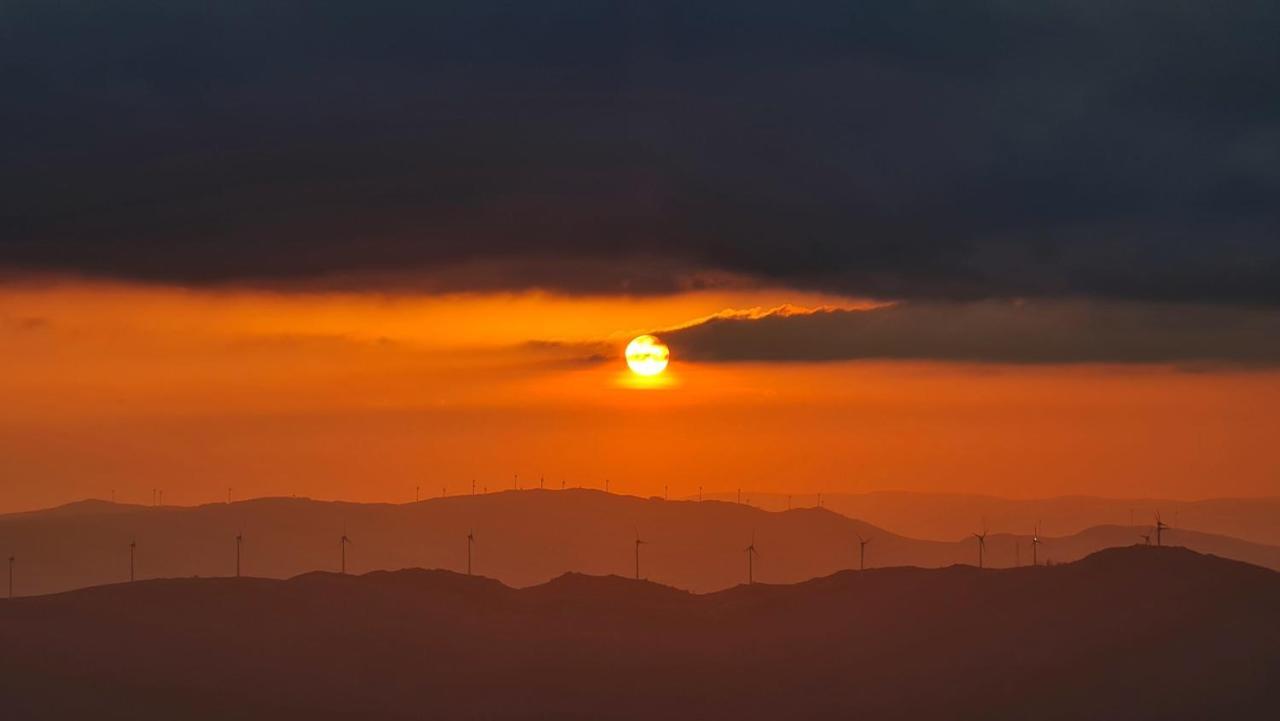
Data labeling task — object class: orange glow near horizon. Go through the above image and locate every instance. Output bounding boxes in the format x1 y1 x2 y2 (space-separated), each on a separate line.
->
2 280 1280 513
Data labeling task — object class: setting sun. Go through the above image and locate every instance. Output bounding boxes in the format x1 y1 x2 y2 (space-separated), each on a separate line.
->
625 334 670 376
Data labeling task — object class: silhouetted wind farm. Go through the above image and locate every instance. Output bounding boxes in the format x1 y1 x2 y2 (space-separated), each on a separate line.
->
2 491 1280 597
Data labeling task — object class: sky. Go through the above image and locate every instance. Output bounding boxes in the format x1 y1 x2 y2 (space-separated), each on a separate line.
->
3 1 1279 511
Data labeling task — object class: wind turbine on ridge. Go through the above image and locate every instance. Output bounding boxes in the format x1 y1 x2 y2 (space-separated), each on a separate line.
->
1032 523 1041 566
129 537 136 582
745 533 760 585
235 532 243 578
7 555 13 599
634 528 648 580
1155 512 1170 546
973 528 988 569
857 534 872 571
340 532 352 574
466 530 476 576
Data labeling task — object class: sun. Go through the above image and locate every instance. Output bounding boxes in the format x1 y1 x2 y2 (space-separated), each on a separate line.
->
625 335 670 376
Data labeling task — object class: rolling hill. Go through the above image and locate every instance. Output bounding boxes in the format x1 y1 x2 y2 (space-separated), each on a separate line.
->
0 547 1276 720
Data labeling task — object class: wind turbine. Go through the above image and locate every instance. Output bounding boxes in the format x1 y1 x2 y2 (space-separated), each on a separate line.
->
1140 533 1152 546
1155 512 1170 546
634 529 648 580
466 530 476 575
745 534 760 585
973 530 988 569
7 555 13 599
857 534 872 571
340 533 352 574
1032 523 1041 566
129 538 136 582
235 532 243 578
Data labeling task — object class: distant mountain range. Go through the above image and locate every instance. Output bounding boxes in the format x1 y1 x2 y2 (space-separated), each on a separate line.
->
1 546 1276 720
3 490 1279 596
701 490 1280 545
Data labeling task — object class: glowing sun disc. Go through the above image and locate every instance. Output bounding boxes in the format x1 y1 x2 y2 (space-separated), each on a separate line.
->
625 335 670 376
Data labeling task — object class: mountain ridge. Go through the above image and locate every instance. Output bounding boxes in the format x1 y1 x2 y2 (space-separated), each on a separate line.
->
3 490 1279 596
1 546 1276 720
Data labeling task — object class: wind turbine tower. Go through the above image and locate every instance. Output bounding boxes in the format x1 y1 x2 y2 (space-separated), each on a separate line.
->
340 533 352 574
634 530 647 580
235 533 243 577
466 530 475 575
7 555 13 599
129 538 136 582
1032 524 1041 566
1155 513 1170 546
973 530 988 569
857 535 871 571
745 534 760 585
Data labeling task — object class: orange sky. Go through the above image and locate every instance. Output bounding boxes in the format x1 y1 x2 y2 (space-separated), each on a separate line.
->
2 280 1279 512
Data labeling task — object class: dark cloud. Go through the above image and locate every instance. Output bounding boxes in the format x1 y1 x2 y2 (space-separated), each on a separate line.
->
3 1 1279 301
660 301 1280 365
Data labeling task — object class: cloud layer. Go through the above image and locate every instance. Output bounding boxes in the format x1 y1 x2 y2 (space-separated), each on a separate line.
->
660 301 1280 365
3 1 1278 301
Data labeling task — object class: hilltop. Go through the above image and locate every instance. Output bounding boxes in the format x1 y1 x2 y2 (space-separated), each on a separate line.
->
0 547 1276 720
704 491 1280 545
3 490 1279 596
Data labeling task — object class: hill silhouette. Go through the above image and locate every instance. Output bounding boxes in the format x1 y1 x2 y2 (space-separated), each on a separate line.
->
0 547 1275 720
3 491 1280 596
706 490 1280 545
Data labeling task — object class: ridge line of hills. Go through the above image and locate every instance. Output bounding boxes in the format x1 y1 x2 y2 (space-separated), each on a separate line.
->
3 490 1279 597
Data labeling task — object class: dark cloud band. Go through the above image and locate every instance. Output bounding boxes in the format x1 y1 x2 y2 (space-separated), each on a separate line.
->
660 301 1280 366
3 1 1279 302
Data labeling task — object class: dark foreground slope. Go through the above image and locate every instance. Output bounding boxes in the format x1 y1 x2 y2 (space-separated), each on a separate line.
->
1 547 1277 721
